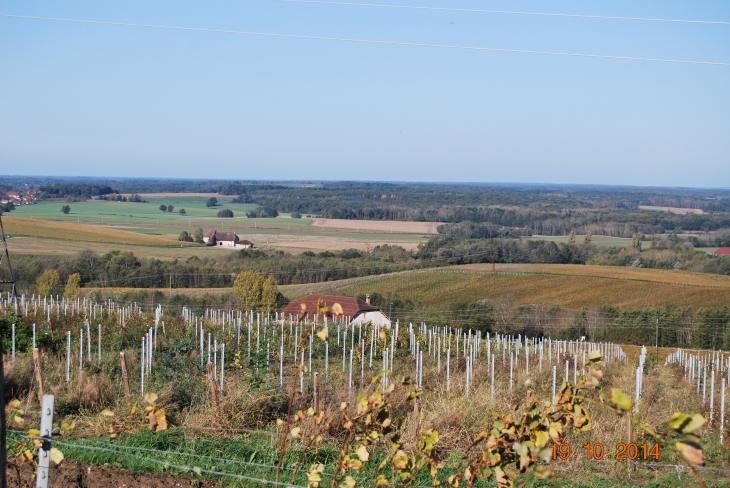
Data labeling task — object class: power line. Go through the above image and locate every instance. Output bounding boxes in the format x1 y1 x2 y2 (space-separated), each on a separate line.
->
275 0 730 26
1 13 728 67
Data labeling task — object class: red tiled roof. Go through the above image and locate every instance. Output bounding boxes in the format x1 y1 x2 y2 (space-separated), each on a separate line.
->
281 293 380 321
713 248 730 256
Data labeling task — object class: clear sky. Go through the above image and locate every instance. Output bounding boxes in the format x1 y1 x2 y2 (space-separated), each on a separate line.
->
1 0 728 187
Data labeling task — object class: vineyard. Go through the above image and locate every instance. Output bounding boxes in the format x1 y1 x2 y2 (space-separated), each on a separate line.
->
281 266 730 309
1 293 729 487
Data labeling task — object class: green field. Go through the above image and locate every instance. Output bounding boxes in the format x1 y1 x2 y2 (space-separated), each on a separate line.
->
11 197 260 223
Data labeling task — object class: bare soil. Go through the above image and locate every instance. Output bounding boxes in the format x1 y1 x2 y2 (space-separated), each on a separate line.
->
312 218 439 234
6 460 223 488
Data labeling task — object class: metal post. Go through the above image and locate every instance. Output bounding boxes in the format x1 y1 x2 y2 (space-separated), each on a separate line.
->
35 395 55 488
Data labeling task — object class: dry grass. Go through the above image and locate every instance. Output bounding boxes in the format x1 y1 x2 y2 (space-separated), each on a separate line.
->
3 217 189 247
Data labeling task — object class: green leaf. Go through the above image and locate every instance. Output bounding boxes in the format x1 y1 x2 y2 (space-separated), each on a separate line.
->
608 388 631 411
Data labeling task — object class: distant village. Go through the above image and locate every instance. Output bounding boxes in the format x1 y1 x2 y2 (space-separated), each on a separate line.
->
0 189 38 206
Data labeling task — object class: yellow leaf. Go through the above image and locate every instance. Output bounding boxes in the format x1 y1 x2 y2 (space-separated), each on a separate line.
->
344 475 356 488
356 444 370 462
28 429 40 437
534 430 549 448
22 449 33 462
49 447 64 465
276 419 284 426
315 328 328 342
9 399 21 409
144 392 158 405
100 409 115 417
290 427 301 439
13 416 25 427
155 409 168 432
130 402 138 415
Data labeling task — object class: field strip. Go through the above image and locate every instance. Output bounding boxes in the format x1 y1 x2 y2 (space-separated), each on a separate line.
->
312 218 439 234
2 217 191 247
455 263 730 288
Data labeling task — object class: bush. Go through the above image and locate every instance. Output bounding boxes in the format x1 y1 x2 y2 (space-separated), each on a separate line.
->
167 205 174 213
231 194 252 204
178 208 186 215
206 197 218 207
217 209 234 218
61 205 70 214
290 212 302 218
246 206 278 218
159 205 167 212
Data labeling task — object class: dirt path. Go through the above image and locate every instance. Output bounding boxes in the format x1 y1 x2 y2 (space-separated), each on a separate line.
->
7 460 224 487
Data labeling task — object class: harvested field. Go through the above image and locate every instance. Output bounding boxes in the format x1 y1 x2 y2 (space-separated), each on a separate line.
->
252 234 423 252
2 217 188 247
639 205 704 214
312 218 439 234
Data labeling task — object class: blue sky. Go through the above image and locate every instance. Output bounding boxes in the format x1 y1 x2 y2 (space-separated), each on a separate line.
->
1 0 728 186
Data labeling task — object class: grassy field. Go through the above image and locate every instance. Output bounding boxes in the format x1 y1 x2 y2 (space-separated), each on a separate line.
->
280 264 730 309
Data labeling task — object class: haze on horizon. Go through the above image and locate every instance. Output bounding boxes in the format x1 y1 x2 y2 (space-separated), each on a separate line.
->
1 0 728 187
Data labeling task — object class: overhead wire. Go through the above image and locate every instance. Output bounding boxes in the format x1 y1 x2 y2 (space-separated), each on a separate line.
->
274 0 730 26
1 13 728 67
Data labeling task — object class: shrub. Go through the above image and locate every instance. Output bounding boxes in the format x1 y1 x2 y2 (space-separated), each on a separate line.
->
290 211 302 218
217 209 234 218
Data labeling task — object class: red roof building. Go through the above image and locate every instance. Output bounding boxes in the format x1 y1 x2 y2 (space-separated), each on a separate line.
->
281 292 390 326
711 248 730 256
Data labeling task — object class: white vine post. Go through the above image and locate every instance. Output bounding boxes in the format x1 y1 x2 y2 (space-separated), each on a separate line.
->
35 394 55 488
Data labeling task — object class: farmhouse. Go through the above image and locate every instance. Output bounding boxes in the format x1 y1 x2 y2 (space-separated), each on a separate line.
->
710 248 730 256
282 292 391 327
203 230 254 249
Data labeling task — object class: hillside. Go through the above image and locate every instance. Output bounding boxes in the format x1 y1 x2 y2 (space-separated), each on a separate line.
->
280 263 730 309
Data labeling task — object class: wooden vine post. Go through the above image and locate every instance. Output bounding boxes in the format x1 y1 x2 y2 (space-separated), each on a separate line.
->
313 372 320 413
120 352 131 405
32 348 44 405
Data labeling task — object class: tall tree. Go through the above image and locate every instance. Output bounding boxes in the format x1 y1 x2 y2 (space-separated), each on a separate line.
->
37 269 61 297
260 275 279 313
193 228 204 243
233 271 264 310
632 232 642 249
583 231 593 245
64 273 81 300
567 230 576 246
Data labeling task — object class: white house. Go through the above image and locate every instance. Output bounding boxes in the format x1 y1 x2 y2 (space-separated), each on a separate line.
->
203 230 254 249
